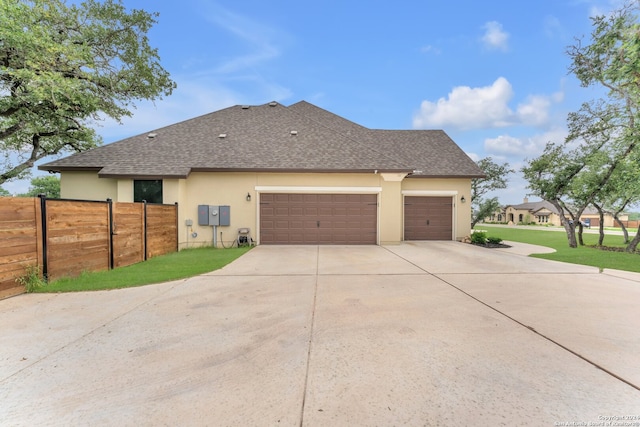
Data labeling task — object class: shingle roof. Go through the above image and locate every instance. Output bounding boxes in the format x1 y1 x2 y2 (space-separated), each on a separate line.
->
40 101 484 179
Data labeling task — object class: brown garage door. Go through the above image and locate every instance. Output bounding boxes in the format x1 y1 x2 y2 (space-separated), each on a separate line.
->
404 196 453 240
260 193 377 244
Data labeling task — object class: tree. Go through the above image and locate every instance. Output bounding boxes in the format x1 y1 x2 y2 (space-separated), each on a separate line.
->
591 156 640 246
523 2 640 248
470 157 514 228
0 0 176 185
0 186 9 196
19 175 60 198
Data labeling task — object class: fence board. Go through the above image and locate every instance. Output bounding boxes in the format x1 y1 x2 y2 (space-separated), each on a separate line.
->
113 202 144 268
0 197 177 295
0 197 40 297
146 204 177 258
45 200 110 282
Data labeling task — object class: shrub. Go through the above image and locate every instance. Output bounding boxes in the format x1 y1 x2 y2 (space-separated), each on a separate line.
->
16 264 46 293
470 231 488 245
487 236 503 244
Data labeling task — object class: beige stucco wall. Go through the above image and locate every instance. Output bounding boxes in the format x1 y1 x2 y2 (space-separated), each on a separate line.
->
60 171 118 200
60 171 473 247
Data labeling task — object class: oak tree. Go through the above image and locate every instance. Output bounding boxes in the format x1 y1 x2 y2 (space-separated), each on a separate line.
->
0 0 176 184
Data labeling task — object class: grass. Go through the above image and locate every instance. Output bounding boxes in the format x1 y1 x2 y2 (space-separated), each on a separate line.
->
35 246 252 293
478 226 640 273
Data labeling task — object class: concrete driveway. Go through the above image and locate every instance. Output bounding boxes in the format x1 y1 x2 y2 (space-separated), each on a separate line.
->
1 242 639 426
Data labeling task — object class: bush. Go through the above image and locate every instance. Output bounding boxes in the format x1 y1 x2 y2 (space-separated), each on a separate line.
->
487 236 503 244
470 231 488 245
16 264 46 293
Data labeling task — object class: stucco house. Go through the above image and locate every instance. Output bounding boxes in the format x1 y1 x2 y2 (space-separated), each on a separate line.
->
40 101 484 247
486 198 627 227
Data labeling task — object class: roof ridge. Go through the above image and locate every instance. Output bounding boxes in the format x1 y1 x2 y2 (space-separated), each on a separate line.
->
286 101 414 172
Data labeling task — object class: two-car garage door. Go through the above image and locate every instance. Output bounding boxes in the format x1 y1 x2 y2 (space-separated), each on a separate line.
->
260 193 377 244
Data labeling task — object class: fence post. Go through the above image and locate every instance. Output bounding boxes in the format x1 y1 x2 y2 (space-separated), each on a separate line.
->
175 202 179 252
143 200 148 261
107 198 114 270
38 194 48 282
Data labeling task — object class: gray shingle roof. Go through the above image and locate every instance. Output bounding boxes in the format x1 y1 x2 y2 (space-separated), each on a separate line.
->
40 101 484 179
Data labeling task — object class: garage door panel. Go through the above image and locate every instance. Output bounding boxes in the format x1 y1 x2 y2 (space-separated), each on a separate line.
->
260 193 377 244
404 196 453 241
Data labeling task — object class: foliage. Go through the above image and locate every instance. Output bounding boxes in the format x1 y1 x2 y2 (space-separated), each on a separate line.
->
36 246 251 292
16 264 46 292
19 175 60 198
470 231 488 245
471 157 514 228
487 236 503 244
0 186 9 196
522 2 640 249
472 197 501 229
0 0 176 185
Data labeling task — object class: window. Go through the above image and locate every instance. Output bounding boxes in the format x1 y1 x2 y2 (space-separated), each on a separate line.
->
134 180 163 204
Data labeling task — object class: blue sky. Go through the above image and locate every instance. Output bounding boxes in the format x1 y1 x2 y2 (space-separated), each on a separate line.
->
5 0 624 204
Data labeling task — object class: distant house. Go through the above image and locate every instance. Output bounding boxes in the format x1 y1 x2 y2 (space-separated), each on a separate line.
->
40 101 484 247
485 198 628 227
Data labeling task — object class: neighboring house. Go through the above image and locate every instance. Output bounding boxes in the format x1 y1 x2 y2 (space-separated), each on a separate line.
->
485 198 628 227
40 101 484 247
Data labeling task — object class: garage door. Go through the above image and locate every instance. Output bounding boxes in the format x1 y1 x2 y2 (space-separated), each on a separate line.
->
404 196 453 240
260 193 377 244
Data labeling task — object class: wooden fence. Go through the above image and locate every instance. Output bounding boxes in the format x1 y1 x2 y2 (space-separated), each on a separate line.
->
0 196 177 299
616 219 640 229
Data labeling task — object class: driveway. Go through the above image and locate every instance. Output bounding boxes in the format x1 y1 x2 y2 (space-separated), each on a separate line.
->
1 242 639 426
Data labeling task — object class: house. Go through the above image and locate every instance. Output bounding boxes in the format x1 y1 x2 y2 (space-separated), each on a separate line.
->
485 198 628 227
40 101 484 247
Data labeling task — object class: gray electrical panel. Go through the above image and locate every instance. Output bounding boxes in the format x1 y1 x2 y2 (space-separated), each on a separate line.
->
219 205 230 226
197 205 210 226
197 204 230 226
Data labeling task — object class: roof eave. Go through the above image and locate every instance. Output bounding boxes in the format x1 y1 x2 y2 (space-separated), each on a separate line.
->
37 165 102 173
407 173 486 179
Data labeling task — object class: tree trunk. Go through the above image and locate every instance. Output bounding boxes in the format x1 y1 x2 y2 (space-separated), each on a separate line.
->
614 214 630 244
551 199 577 248
626 225 640 253
577 222 584 246
593 202 605 246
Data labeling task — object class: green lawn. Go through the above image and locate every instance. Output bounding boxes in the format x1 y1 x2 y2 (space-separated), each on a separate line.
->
477 226 640 273
35 246 252 293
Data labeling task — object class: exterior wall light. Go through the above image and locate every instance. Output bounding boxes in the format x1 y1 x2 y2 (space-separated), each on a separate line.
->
246 192 251 202
461 195 466 203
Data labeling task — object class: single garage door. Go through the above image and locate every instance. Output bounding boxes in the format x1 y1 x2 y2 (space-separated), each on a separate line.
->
404 196 453 240
260 193 377 244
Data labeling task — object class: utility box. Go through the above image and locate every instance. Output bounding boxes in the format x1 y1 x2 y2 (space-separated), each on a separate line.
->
219 205 230 226
197 205 210 226
208 205 220 226
197 205 230 226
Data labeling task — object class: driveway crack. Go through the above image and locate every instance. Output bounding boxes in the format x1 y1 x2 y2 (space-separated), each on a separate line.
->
299 245 319 426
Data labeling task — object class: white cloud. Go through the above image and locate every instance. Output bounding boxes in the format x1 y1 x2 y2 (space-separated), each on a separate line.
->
481 21 509 51
484 127 567 158
413 77 514 129
413 77 563 130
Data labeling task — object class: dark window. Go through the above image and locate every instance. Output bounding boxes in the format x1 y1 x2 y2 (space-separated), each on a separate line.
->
134 180 163 204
